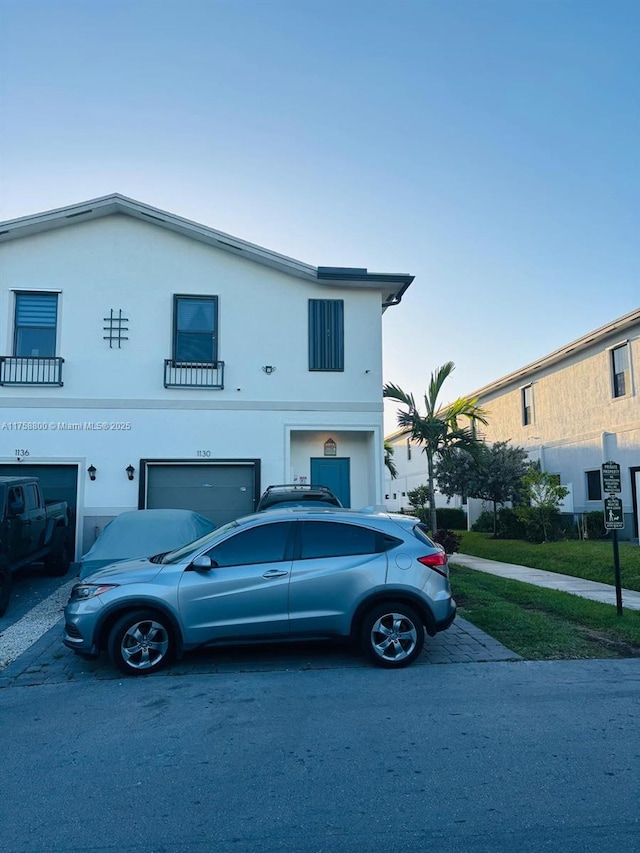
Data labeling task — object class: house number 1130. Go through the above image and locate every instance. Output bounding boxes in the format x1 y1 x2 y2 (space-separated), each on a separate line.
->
196 450 212 458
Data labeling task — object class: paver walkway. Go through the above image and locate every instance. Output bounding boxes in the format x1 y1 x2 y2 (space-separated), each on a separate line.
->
450 553 640 611
0 614 521 689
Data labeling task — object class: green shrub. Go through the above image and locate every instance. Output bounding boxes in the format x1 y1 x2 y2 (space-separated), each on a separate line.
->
518 508 571 543
583 511 608 540
436 508 466 529
410 508 430 526
432 528 462 554
471 511 494 533
496 507 528 539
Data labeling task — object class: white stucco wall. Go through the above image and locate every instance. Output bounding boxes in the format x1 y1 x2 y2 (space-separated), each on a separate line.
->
0 213 399 545
0 215 384 403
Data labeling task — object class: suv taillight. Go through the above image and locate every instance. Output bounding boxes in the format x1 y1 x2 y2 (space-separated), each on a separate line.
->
417 552 448 577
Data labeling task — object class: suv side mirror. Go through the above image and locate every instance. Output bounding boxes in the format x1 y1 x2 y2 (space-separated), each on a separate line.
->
190 554 214 571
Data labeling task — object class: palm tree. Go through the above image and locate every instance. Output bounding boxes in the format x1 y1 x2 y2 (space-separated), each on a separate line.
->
384 361 488 533
384 441 398 479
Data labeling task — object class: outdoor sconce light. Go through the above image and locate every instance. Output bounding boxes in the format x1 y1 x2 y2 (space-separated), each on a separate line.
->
262 365 276 374
324 438 337 457
126 464 135 481
87 465 97 481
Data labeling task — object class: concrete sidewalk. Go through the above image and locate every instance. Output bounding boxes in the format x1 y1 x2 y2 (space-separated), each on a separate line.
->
450 553 640 611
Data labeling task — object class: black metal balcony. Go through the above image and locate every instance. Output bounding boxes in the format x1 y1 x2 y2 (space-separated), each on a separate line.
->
164 359 225 389
0 356 64 386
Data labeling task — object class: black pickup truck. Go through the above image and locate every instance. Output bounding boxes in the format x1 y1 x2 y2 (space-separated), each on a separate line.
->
0 476 72 616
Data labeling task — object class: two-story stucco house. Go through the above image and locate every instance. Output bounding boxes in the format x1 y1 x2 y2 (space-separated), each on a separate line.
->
0 194 414 555
385 309 640 540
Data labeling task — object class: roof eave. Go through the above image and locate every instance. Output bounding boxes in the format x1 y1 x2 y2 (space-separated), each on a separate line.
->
471 307 640 399
0 196 415 307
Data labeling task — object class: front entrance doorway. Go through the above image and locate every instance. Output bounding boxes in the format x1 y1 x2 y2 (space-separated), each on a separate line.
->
310 457 351 507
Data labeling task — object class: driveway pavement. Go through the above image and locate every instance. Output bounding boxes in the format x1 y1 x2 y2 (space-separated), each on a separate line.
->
0 614 521 689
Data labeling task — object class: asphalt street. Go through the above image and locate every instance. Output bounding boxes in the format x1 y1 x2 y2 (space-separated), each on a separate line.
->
2 572 638 853
1 657 638 853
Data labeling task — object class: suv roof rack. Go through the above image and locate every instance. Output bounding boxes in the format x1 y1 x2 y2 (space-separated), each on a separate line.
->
262 484 334 494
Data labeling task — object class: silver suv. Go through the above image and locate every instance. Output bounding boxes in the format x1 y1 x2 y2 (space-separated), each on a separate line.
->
63 509 456 675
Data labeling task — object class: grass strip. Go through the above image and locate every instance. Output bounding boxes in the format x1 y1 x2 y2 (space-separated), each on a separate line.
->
457 532 640 592
449 563 640 660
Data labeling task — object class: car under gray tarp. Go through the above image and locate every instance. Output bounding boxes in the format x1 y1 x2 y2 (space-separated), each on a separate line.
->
78 509 216 579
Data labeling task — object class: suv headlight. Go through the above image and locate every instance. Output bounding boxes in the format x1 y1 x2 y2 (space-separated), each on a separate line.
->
69 583 119 601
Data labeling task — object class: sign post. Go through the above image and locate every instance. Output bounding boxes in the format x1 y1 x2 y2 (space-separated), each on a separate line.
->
602 462 623 616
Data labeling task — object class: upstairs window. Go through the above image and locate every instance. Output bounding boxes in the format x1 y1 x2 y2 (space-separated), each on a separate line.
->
14 292 58 357
611 343 630 398
173 296 218 363
522 384 533 426
309 299 344 371
407 438 412 460
586 470 602 501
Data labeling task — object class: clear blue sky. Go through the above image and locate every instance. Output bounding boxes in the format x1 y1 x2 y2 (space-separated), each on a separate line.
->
1 0 638 432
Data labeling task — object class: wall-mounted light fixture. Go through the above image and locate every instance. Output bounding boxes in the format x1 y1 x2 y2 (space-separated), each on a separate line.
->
324 438 337 457
262 365 276 374
88 465 97 481
126 464 135 481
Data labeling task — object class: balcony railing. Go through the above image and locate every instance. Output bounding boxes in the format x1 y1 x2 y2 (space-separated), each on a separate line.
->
0 356 65 386
164 359 225 389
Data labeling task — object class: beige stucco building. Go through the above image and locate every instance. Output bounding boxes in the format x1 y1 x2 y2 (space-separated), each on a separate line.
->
385 309 640 540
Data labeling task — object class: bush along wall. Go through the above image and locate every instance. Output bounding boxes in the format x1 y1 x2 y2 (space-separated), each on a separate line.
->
436 508 466 529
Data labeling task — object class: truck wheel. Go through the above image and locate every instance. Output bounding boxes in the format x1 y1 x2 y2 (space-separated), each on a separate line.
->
0 558 11 617
43 534 71 577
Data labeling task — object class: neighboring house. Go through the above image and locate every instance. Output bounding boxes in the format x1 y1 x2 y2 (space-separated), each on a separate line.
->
385 309 640 540
0 194 413 555
383 433 465 515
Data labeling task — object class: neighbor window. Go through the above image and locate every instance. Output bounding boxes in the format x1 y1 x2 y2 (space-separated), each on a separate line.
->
586 470 602 501
522 385 533 425
407 438 412 460
611 343 630 398
14 292 58 357
173 295 218 363
309 299 344 371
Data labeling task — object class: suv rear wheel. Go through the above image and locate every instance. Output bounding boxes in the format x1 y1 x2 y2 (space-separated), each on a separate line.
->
107 609 173 675
361 603 424 668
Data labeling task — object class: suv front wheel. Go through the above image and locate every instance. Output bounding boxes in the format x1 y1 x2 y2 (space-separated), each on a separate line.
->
107 609 174 675
361 603 425 668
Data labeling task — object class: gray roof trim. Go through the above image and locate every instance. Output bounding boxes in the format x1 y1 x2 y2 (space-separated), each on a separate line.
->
0 194 414 307
470 308 640 400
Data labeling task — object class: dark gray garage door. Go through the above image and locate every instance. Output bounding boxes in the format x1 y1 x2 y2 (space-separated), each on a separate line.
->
0 463 78 550
144 462 258 527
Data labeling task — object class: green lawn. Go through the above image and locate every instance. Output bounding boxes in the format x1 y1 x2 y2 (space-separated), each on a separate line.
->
456 531 640 591
449 564 640 660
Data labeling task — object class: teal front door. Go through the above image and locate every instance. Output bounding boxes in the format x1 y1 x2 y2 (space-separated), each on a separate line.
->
310 457 351 507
